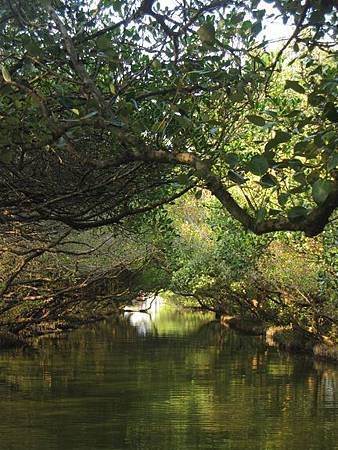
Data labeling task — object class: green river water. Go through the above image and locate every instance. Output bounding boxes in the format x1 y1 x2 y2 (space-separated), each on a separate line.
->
0 302 337 450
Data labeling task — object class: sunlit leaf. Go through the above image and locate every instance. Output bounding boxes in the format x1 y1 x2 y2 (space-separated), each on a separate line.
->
109 82 116 95
1 66 11 83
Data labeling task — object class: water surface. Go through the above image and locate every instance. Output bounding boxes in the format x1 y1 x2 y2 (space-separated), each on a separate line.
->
0 303 337 450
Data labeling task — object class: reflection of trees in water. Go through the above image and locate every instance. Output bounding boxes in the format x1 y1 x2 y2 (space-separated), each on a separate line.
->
192 320 266 351
0 312 337 450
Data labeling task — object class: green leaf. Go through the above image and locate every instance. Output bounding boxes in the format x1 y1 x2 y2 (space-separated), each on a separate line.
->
256 207 267 223
309 10 325 24
294 141 305 155
265 138 278 151
287 206 308 222
1 65 11 83
308 93 325 107
24 39 41 57
241 20 252 31
251 21 262 35
247 115 266 126
313 134 324 148
96 35 112 50
294 140 317 157
195 190 202 200
286 109 301 118
312 179 334 204
274 130 291 144
264 109 278 117
287 158 303 170
297 117 313 129
197 23 215 44
176 115 192 129
0 148 14 163
293 171 307 185
327 153 338 171
264 148 276 164
306 170 320 184
228 170 246 184
260 173 277 188
152 59 161 70
322 131 336 145
177 173 190 185
289 185 304 194
223 153 239 167
229 90 245 102
278 193 289 206
109 82 116 95
285 80 306 94
265 131 291 151
324 102 338 123
248 155 269 176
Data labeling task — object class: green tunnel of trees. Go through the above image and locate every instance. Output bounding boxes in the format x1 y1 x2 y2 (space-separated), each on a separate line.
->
0 0 337 344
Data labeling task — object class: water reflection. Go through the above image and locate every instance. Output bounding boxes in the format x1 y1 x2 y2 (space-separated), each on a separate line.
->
0 305 337 450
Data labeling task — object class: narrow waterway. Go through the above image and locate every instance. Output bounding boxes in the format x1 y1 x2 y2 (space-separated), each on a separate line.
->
0 301 337 450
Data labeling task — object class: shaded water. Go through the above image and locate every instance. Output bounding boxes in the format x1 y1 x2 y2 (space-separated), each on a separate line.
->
0 303 337 450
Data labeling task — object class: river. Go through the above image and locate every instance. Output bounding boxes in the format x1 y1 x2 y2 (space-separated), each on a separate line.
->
0 300 337 450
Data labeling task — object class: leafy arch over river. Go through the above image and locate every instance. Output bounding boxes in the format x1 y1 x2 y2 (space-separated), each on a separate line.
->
0 0 337 347
0 0 337 235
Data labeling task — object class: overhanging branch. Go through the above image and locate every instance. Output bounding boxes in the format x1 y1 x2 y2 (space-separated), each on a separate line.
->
94 147 338 237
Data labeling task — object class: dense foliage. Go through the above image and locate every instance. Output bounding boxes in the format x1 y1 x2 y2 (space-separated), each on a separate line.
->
0 0 337 235
164 193 337 340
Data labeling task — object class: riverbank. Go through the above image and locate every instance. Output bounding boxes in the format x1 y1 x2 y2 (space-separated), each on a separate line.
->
2 299 337 366
0 291 160 350
0 307 123 349
221 315 338 363
0 264 142 348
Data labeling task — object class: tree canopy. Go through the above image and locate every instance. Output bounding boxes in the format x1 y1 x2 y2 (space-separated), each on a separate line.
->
0 0 337 236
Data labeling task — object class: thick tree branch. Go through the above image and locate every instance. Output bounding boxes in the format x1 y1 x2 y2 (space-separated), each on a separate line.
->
94 148 338 237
